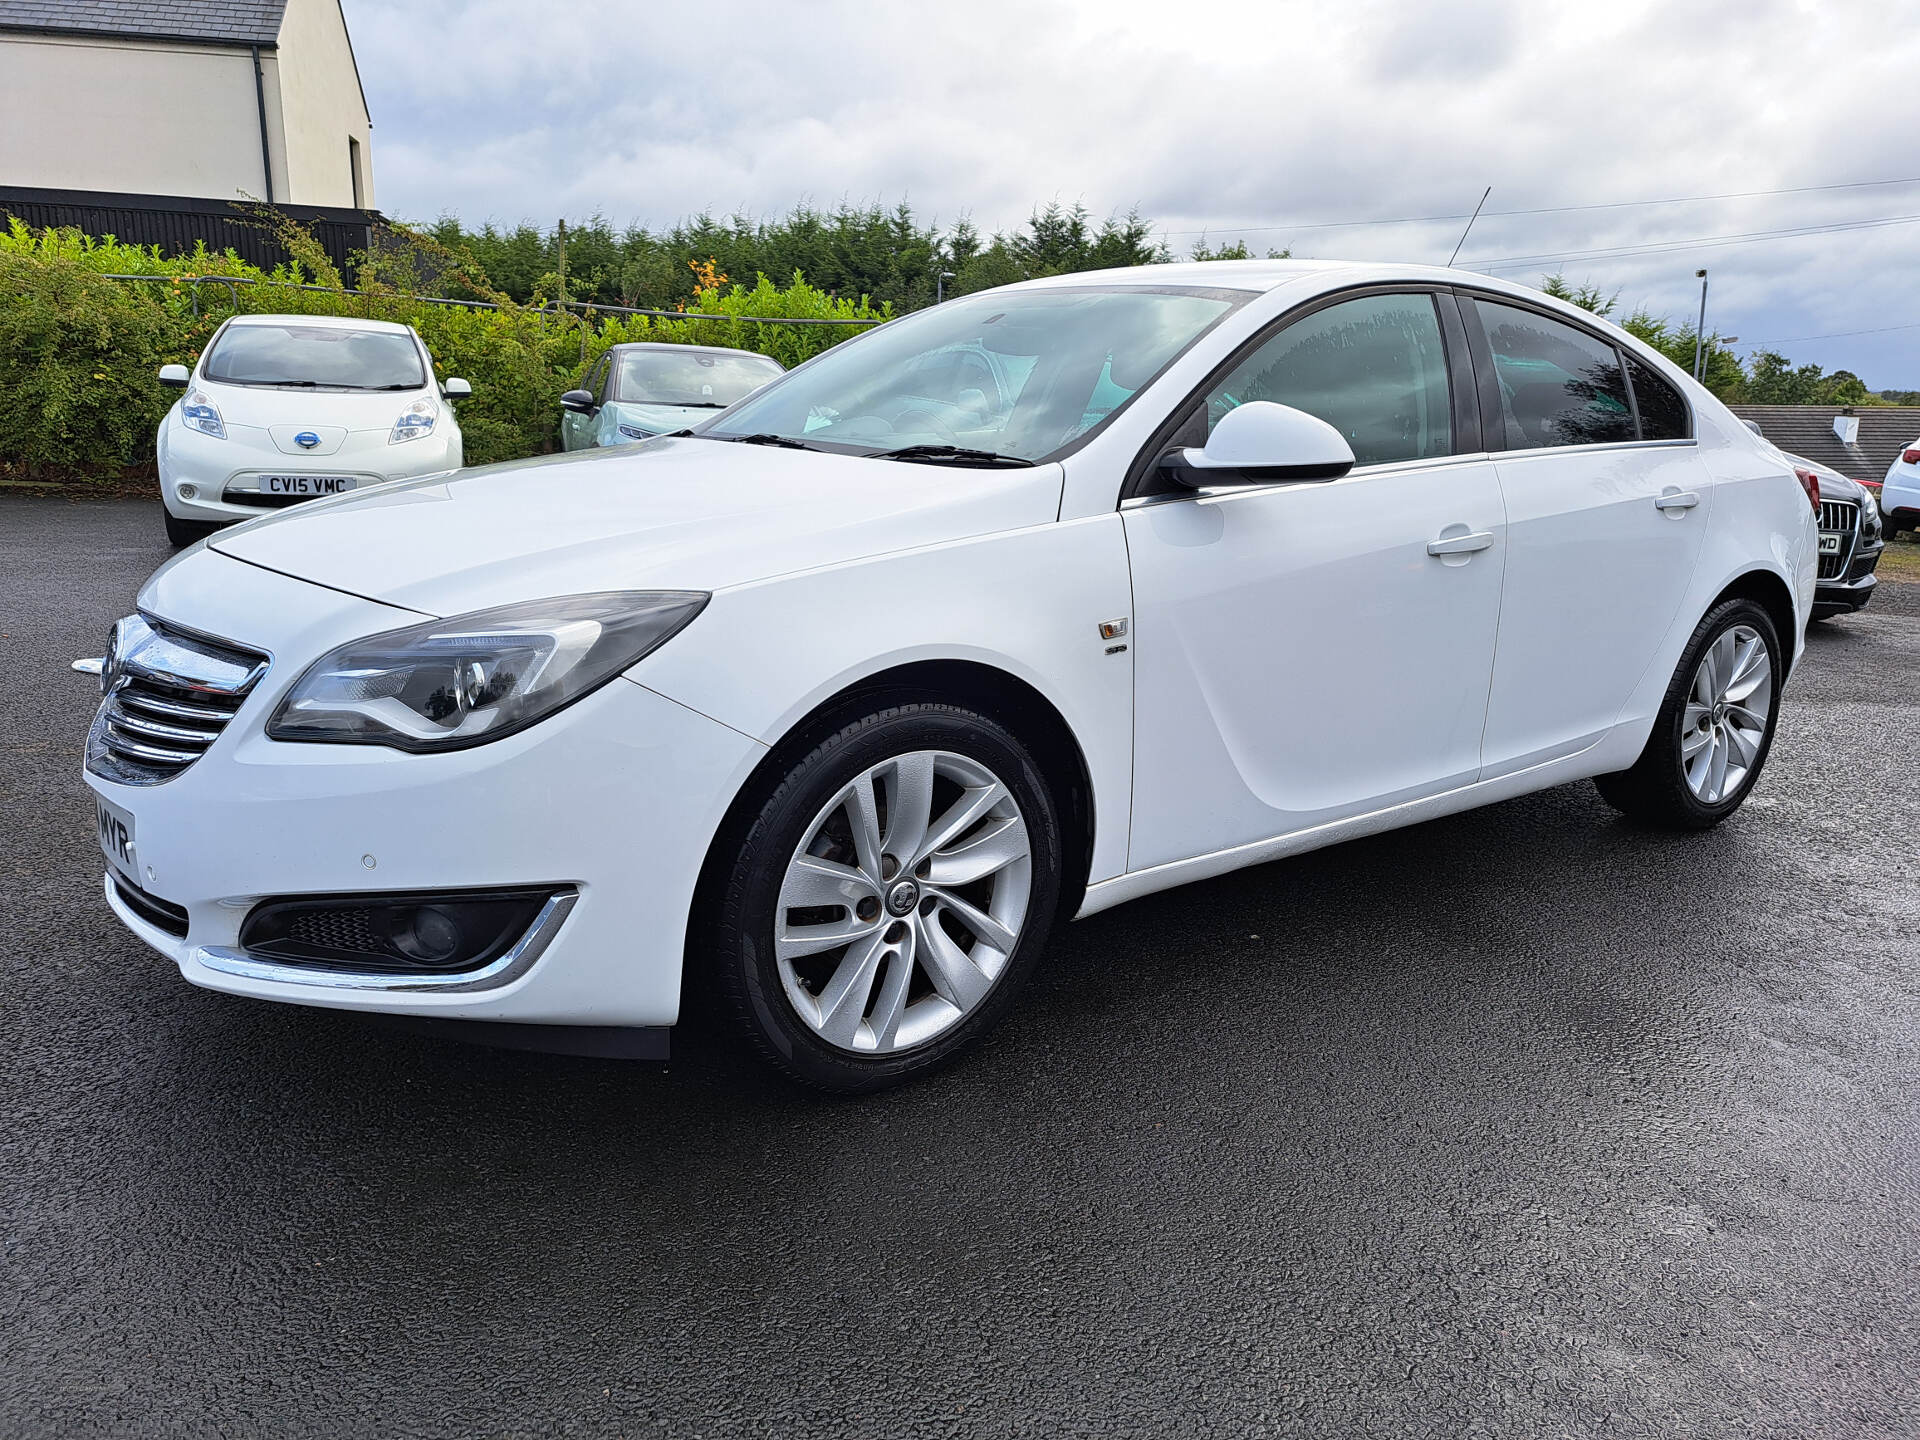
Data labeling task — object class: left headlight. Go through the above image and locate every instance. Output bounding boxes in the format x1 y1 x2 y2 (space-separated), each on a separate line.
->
266 592 709 751
389 398 438 444
616 423 656 441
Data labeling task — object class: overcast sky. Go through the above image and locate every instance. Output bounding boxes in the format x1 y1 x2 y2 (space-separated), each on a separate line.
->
347 0 1920 386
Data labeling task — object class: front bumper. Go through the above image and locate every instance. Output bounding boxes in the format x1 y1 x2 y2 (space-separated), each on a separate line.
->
85 552 765 1028
157 418 461 524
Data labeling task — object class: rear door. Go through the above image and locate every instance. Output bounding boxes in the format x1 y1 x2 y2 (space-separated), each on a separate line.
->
1465 297 1711 777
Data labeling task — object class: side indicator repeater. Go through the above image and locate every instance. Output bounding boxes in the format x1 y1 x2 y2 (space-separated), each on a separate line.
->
1098 618 1129 641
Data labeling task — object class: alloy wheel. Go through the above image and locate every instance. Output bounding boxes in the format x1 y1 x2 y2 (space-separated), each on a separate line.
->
1680 623 1773 803
774 750 1032 1055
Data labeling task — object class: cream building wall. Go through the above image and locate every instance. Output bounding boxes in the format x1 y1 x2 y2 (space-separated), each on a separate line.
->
269 0 373 209
0 1 371 208
0 33 270 200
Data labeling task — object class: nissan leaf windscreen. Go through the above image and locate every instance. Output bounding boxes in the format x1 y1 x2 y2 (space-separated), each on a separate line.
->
616 349 783 407
203 324 428 390
702 286 1251 464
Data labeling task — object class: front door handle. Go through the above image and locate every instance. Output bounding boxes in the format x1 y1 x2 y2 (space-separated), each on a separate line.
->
1426 530 1495 556
1655 488 1700 512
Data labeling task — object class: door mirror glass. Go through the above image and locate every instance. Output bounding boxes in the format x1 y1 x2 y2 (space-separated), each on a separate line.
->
1164 401 1355 488
560 388 595 414
443 377 471 399
158 363 191 389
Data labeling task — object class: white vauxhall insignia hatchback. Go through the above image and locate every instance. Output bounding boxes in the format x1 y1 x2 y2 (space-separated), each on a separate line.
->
155 314 469 547
82 262 1818 1091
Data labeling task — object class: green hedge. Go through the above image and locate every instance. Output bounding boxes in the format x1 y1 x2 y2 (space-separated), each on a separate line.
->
0 220 888 480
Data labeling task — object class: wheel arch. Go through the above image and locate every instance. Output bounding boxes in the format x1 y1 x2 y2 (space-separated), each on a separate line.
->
1709 565 1798 673
685 658 1100 990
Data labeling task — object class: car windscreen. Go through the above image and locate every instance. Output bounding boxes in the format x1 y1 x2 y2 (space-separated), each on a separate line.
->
202 324 427 390
615 350 783 407
703 286 1250 463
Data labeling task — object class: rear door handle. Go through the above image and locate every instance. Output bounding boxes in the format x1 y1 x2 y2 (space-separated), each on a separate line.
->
1426 530 1495 556
1655 488 1700 512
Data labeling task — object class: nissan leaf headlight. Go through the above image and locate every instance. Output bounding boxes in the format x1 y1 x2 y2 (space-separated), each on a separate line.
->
182 391 226 439
390 397 438 444
266 592 708 751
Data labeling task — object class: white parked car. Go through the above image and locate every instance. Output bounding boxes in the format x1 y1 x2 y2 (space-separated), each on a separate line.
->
155 314 469 547
1881 438 1920 535
82 262 1818 1092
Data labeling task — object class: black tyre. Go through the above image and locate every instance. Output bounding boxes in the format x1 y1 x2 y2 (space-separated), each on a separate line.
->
1594 598 1783 829
705 702 1063 1093
163 504 217 548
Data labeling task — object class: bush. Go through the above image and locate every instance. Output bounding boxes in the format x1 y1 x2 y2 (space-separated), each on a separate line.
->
0 219 886 480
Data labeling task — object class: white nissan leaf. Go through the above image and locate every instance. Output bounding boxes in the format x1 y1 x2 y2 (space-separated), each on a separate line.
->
82 262 1818 1091
155 314 469 547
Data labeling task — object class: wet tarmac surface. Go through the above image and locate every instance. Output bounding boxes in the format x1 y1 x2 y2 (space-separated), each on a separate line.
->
5 496 1917 1437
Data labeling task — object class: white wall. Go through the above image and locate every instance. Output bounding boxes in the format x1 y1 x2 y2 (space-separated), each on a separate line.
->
0 34 268 200
273 0 374 208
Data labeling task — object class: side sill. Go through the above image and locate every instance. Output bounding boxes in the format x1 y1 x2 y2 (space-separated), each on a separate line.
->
1076 746 1618 919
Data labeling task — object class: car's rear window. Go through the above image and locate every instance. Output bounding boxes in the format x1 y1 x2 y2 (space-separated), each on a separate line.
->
203 324 426 390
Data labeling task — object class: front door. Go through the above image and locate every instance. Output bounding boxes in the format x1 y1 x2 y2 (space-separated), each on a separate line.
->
562 354 610 451
1123 291 1506 870
1465 298 1713 777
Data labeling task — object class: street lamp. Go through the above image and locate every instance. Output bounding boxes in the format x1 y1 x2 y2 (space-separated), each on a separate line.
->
1693 269 1709 381
936 271 956 304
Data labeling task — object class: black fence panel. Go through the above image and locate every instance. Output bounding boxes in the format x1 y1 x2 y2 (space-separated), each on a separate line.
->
0 186 376 279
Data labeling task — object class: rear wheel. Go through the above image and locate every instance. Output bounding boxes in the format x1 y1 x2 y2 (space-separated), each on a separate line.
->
1594 598 1781 829
707 703 1062 1092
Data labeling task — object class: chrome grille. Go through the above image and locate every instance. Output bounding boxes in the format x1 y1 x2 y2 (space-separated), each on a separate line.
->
86 615 268 786
1817 499 1859 581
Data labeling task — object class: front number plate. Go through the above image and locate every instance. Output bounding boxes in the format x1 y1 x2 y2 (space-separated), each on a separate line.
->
259 474 355 496
1819 533 1842 554
96 795 139 883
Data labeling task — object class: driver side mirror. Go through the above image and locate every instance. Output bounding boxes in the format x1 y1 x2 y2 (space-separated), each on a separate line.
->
158 363 190 389
1160 402 1355 488
443 377 471 399
560 389 596 415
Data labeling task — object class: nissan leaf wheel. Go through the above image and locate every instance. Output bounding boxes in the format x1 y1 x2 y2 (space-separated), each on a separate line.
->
709 703 1063 1093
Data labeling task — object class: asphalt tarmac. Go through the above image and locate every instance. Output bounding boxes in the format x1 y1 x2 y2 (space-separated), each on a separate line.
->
4 495 1917 1438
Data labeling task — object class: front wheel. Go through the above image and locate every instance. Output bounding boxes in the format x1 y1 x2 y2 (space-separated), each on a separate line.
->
1594 598 1782 829
162 503 217 548
706 703 1063 1093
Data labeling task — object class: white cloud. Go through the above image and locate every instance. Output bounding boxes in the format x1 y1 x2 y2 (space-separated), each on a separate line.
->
346 0 1920 385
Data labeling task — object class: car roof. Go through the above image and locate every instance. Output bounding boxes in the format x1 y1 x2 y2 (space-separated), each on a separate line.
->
1003 258 1594 303
223 313 416 336
607 342 781 361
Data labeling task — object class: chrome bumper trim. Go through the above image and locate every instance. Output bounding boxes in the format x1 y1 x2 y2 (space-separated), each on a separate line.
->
192 889 579 994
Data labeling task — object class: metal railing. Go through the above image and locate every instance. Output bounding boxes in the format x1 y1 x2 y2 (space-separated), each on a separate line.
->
98 272 886 327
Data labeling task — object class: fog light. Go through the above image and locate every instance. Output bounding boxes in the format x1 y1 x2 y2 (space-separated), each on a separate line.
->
177 483 197 500
238 887 562 974
385 904 464 966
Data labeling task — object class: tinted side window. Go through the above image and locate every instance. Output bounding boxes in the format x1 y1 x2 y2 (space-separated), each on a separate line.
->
1475 300 1634 449
1626 355 1690 440
588 355 612 404
1206 293 1453 465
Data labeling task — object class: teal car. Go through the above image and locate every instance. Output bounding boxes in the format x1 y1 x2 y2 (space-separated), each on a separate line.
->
559 343 785 450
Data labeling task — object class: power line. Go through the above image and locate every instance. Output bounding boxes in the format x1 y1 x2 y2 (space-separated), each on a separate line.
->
1740 319 1920 346
1464 212 1920 270
1160 173 1920 239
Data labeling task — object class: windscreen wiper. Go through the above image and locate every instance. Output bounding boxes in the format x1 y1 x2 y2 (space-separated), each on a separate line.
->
722 432 817 450
871 444 1035 467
